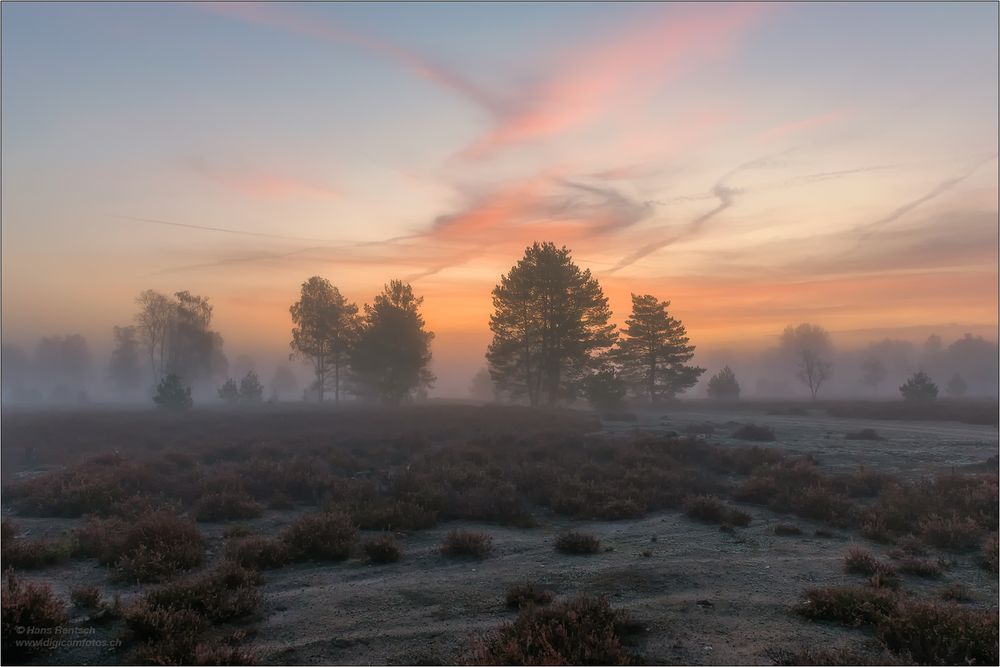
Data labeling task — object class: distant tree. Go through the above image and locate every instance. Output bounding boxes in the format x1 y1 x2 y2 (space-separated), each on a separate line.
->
859 358 887 395
468 367 497 402
581 367 627 410
945 373 967 398
613 294 704 402
487 243 616 407
218 378 240 403
153 373 193 410
238 371 264 402
899 371 938 402
780 323 833 400
34 334 93 401
351 280 434 406
269 365 299 401
231 354 256 381
946 333 999 394
707 366 741 400
134 289 176 381
108 325 145 396
1 343 31 401
289 277 359 403
167 291 228 383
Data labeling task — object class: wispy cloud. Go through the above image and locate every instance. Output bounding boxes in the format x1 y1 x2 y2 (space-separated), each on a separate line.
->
183 157 341 201
753 109 851 144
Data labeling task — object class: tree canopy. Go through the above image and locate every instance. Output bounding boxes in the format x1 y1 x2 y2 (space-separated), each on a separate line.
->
289 276 360 402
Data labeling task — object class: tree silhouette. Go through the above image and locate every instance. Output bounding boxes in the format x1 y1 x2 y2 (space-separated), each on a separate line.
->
707 366 740 400
351 280 434 406
859 358 887 395
218 378 240 403
108 325 144 396
780 323 833 400
134 289 175 381
613 294 704 402
487 242 615 407
289 277 359 403
945 373 967 398
900 371 938 402
238 371 264 402
134 290 227 386
581 367 627 410
153 374 193 410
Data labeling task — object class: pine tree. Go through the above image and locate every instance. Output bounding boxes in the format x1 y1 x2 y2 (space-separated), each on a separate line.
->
238 371 264 402
289 277 359 402
707 366 740 400
218 378 239 402
613 294 704 402
900 371 938 402
487 243 616 406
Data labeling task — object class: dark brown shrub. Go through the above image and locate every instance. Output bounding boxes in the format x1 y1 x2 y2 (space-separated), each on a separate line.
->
351 498 438 531
143 562 261 622
224 535 289 570
70 585 102 608
732 424 776 441
939 583 974 602
918 516 982 551
1 535 71 569
980 533 998 571
505 583 555 609
774 523 803 536
878 599 998 665
684 495 750 527
844 547 897 578
193 491 263 522
281 511 356 561
554 531 601 555
362 534 402 564
441 530 493 559
768 644 909 665
795 586 897 627
470 596 640 665
896 558 942 578
1 572 67 659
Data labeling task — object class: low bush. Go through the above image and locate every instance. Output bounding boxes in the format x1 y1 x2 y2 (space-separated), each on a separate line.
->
1 572 67 659
918 515 982 552
224 536 289 570
732 424 776 441
505 583 555 609
843 547 897 579
469 595 640 665
768 645 908 665
896 557 942 578
878 599 998 665
70 585 102 608
281 511 356 561
684 495 751 527
980 533 998 571
554 531 601 555
193 492 263 522
794 586 897 627
142 562 261 623
1 534 71 569
362 534 402 564
939 583 974 602
441 530 493 559
774 523 803 536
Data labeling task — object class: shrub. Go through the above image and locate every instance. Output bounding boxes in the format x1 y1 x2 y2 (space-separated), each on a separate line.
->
684 495 751 527
363 534 402 564
441 530 493 559
919 515 982 551
224 536 289 570
878 600 998 665
218 378 240 403
774 523 802 536
899 371 938 402
282 511 356 561
2 572 67 659
505 583 555 609
153 374 193 410
732 424 775 441
70 585 102 608
193 491 263 522
939 583 974 602
142 562 261 622
896 557 942 578
470 596 640 665
768 645 908 665
707 366 740 400
843 547 897 579
554 531 601 555
1 534 71 569
795 586 897 627
980 533 998 571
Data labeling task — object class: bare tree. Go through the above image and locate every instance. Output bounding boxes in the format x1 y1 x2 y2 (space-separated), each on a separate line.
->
134 289 176 381
780 323 833 400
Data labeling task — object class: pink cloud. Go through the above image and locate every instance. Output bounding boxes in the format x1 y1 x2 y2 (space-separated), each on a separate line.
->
185 158 341 201
753 109 851 144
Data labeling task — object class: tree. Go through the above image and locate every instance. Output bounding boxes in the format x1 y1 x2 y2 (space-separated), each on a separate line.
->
900 371 938 402
706 366 740 400
859 358 887 395
780 323 833 400
238 371 264 402
581 368 627 410
134 289 176 381
946 373 967 397
34 334 93 402
108 325 144 396
218 378 240 403
167 291 228 383
613 294 704 402
153 374 193 410
351 280 434 406
269 365 299 401
487 242 616 407
289 277 359 403
468 367 497 402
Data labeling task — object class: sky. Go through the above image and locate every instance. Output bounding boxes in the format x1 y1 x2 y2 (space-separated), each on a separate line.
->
2 1 998 395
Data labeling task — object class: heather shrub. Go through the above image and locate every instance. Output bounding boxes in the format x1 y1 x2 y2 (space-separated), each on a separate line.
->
732 424 776 441
554 531 601 555
441 530 493 558
843 547 897 579
684 495 751 527
1 572 67 659
281 511 356 561
470 596 640 665
774 523 803 536
193 491 263 522
896 557 942 578
143 562 261 622
351 498 438 531
878 600 998 665
979 533 998 571
70 585 102 608
1 533 71 569
505 583 555 609
768 645 908 665
224 536 289 570
795 586 897 627
918 515 982 551
362 534 402 564
939 583 974 602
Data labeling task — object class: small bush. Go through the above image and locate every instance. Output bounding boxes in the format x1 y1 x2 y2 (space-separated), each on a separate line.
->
2 572 67 659
732 424 776 441
224 535 289 569
470 595 640 665
768 645 908 665
1 535 71 569
919 515 982 551
939 583 974 602
795 586 897 627
281 511 356 561
843 547 897 579
505 583 555 609
684 495 751 527
774 523 802 536
70 585 102 608
554 531 601 555
441 530 493 559
193 491 263 522
896 557 942 578
878 599 998 665
362 534 402 564
153 373 193 410
980 533 998 571
142 562 261 623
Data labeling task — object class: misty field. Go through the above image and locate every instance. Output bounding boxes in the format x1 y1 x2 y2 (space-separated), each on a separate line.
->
1 402 997 666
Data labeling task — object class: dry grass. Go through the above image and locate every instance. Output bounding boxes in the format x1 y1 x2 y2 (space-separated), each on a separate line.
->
224 535 290 570
843 547 897 579
1 571 67 659
795 586 898 627
362 534 402 564
878 599 998 665
554 531 602 555
505 583 555 609
441 530 493 559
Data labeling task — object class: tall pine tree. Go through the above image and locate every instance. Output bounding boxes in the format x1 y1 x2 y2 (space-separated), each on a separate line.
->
614 293 704 402
289 276 359 402
487 242 616 406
